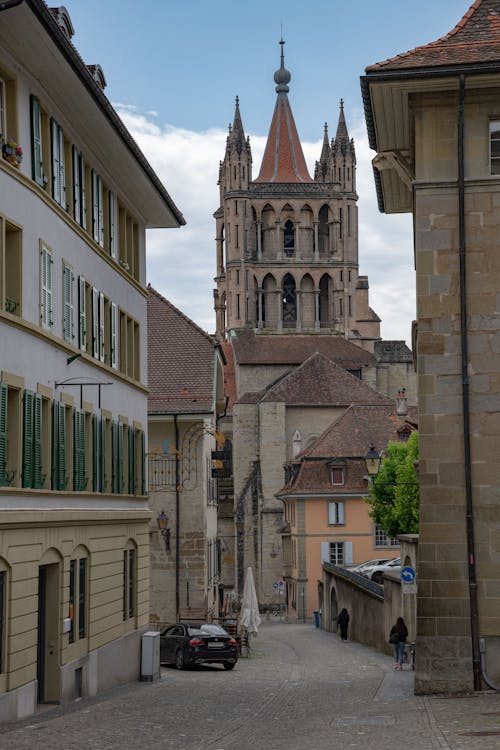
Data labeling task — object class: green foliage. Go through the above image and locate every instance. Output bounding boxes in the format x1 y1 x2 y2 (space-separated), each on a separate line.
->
366 431 419 538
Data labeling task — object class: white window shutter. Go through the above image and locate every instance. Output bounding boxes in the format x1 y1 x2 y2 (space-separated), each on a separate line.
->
78 275 86 351
63 264 74 342
338 502 345 525
344 542 353 566
40 245 53 329
110 302 118 368
92 287 99 358
328 502 336 525
81 154 87 229
92 170 98 242
321 542 330 563
99 292 105 363
98 176 104 247
31 95 43 186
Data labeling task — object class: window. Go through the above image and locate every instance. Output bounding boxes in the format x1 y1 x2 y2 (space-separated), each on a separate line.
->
62 263 75 343
51 118 66 208
321 541 353 566
123 546 136 621
92 414 106 492
330 464 345 485
91 169 104 246
0 213 22 316
118 201 139 279
22 390 43 489
110 302 118 369
119 310 140 380
0 380 22 488
111 421 124 494
40 243 53 330
106 189 117 258
69 554 88 644
78 275 87 352
375 526 399 548
30 95 44 187
72 146 86 228
490 121 500 175
328 501 345 525
283 220 295 256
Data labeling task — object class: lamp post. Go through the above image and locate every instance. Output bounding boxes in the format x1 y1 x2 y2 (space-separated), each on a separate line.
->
157 510 171 553
365 445 382 478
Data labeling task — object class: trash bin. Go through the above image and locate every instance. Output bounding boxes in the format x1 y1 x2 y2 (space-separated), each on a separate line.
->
313 610 320 628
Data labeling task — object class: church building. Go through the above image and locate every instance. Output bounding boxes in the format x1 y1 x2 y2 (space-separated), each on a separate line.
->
214 43 416 610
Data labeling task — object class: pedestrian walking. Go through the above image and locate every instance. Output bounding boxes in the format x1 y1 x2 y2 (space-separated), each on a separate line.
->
335 608 350 641
389 616 408 670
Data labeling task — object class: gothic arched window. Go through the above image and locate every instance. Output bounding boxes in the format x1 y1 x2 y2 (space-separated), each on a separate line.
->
319 274 331 328
283 220 295 257
282 274 297 328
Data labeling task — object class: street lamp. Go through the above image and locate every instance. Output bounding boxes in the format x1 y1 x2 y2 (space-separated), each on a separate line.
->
365 445 382 477
157 510 171 553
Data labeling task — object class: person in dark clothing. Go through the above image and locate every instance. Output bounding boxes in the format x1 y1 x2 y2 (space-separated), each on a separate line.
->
335 608 350 640
389 616 408 670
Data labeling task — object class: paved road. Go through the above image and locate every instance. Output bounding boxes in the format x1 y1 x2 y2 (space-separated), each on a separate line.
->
1 621 499 749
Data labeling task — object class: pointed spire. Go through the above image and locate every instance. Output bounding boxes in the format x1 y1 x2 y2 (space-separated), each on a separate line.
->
227 95 246 155
335 99 349 142
256 40 312 183
320 122 330 163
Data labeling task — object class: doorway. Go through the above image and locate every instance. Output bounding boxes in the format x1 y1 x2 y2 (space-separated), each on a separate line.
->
37 562 61 703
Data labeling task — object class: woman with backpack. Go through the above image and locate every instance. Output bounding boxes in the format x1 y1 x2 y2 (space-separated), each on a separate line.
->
389 616 408 670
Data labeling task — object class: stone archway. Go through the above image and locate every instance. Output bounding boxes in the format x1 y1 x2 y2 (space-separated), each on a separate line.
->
330 584 338 633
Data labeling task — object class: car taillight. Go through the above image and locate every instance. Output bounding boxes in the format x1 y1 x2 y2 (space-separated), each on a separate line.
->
189 638 204 647
228 638 237 646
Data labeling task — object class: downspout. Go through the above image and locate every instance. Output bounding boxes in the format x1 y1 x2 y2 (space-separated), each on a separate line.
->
174 414 180 620
457 74 482 691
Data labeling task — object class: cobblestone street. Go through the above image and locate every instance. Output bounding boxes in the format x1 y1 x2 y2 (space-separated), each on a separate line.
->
1 622 499 750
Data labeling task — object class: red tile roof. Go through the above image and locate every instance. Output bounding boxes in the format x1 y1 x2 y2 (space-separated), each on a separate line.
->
255 92 312 183
230 330 376 369
366 1 500 72
147 286 217 414
260 353 391 405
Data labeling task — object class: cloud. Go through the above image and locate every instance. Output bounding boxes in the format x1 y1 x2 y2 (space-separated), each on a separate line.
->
117 107 415 343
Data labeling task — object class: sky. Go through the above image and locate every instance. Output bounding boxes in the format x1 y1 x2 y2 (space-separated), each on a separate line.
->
62 0 472 345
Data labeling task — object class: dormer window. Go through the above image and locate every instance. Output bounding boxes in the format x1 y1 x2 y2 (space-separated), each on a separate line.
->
329 461 345 486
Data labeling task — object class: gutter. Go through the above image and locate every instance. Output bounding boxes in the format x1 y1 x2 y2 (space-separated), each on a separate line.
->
23 0 185 226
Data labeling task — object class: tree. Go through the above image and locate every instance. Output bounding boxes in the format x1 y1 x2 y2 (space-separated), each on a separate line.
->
366 431 419 538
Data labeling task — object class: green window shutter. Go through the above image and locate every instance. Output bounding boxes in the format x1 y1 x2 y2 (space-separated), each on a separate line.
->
110 302 118 369
0 383 8 486
118 423 124 494
92 414 98 492
111 421 118 493
128 428 135 495
51 400 59 489
74 409 86 491
109 190 116 258
51 117 61 204
140 430 145 495
22 390 34 488
63 264 74 343
57 403 66 491
33 393 42 488
100 417 106 492
78 275 86 352
30 95 43 186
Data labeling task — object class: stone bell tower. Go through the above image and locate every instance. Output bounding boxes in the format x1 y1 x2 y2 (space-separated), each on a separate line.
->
214 40 381 352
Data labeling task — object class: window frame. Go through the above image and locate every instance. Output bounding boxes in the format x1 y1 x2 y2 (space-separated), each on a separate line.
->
490 120 500 175
40 242 53 330
50 117 66 208
328 500 345 526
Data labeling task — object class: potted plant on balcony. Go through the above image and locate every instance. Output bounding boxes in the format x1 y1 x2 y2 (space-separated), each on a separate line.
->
2 137 23 167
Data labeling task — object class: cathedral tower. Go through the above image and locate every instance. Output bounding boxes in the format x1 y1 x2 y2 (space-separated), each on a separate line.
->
214 41 381 351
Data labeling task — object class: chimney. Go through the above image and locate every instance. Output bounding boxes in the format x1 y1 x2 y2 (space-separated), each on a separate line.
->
396 388 408 416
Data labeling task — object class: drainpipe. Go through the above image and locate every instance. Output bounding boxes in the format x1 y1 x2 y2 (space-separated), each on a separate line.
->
457 74 482 691
174 414 180 620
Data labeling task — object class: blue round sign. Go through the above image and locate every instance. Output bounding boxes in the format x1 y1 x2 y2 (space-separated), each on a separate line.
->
401 566 416 583
272 582 279 589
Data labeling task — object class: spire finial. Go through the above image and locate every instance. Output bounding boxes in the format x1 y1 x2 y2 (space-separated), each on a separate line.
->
274 38 291 93
340 98 344 110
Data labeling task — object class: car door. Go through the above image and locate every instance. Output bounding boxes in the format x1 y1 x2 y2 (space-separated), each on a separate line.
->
161 625 183 664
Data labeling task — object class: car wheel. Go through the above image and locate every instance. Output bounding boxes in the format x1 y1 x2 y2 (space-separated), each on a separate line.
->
223 662 236 670
175 650 185 670
372 572 383 584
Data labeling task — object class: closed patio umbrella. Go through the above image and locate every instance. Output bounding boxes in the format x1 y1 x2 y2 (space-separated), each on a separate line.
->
239 567 261 635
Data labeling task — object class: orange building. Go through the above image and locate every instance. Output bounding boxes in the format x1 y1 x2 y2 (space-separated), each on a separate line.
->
278 401 417 621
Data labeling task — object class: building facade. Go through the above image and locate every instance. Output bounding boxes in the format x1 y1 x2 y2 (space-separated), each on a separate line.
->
0 1 183 722
147 287 226 627
362 0 500 693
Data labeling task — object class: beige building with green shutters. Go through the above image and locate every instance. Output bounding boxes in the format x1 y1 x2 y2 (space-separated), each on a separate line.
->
0 1 183 723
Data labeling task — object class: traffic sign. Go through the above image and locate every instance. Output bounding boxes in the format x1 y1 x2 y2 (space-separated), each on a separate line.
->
272 582 279 590
401 566 416 583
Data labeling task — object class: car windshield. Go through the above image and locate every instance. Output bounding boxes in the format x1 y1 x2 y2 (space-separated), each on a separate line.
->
188 624 228 636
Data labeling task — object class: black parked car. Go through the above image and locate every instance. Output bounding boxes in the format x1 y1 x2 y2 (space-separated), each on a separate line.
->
160 623 238 670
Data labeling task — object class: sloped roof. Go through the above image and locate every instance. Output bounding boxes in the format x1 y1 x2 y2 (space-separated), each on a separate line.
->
302 403 418 459
260 353 391 405
366 0 500 72
230 330 376 369
147 286 217 414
